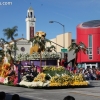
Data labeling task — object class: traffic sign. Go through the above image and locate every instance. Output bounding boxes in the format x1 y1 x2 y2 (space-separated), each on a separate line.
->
61 48 67 52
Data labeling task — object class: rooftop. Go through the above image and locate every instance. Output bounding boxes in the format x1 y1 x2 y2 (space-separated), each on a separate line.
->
82 20 100 27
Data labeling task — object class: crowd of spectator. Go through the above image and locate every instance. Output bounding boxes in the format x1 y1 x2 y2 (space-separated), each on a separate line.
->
77 67 100 80
0 91 75 100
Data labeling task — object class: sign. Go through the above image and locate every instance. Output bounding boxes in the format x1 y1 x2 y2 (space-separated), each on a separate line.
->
30 27 34 38
61 48 67 52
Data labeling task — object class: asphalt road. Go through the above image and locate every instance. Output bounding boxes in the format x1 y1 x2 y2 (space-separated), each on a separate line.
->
0 85 100 100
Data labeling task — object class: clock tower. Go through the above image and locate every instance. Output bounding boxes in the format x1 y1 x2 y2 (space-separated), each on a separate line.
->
25 6 36 40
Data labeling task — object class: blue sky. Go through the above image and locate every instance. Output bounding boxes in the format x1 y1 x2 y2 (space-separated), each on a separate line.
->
0 0 100 41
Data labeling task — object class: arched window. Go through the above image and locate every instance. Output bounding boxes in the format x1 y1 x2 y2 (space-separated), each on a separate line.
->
30 12 32 17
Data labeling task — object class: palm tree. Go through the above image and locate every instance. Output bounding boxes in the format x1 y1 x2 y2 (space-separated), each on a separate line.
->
6 44 18 57
68 42 87 68
45 45 56 52
29 36 51 67
0 38 8 61
3 26 18 61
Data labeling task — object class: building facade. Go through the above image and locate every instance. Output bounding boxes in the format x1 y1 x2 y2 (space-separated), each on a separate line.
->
46 32 72 52
4 38 31 57
77 20 100 68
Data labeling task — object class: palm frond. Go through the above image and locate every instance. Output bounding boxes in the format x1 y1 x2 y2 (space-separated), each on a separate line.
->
3 26 18 40
12 26 18 34
14 33 18 36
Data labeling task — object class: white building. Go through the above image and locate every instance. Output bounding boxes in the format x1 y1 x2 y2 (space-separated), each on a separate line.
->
4 38 31 56
25 6 36 40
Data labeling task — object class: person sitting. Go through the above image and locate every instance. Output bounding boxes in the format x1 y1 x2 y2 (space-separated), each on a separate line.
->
63 95 75 100
0 91 6 100
11 94 20 100
31 62 35 68
31 67 38 78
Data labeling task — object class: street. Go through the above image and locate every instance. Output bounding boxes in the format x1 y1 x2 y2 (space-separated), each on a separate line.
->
0 84 100 100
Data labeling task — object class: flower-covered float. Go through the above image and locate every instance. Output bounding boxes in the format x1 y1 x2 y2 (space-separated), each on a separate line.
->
0 55 18 85
19 66 90 88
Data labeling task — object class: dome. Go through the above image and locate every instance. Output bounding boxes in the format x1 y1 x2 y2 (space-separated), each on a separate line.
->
82 20 100 27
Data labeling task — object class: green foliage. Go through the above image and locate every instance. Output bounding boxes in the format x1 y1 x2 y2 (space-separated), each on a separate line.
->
0 50 5 61
45 45 56 52
3 26 18 40
43 69 71 77
29 36 51 53
68 42 87 55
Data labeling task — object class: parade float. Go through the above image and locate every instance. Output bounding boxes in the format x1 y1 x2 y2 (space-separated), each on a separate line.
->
0 51 90 88
19 66 89 88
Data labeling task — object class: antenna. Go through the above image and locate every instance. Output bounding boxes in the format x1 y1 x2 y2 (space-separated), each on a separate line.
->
22 34 23 38
30 2 31 6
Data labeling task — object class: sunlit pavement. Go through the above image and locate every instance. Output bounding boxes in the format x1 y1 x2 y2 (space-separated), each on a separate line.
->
0 84 100 100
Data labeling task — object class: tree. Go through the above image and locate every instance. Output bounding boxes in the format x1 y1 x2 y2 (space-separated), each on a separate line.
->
6 44 18 57
0 50 5 62
45 45 56 52
68 42 87 68
0 38 8 62
29 36 51 67
3 26 18 61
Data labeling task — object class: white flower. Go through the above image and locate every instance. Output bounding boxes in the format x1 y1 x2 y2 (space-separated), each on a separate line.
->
56 73 60 77
43 81 50 87
3 77 8 84
47 74 52 78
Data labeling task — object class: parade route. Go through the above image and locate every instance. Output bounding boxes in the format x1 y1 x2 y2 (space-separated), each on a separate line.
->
0 84 100 100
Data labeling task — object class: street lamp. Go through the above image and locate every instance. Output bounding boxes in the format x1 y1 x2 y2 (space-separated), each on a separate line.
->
49 21 65 48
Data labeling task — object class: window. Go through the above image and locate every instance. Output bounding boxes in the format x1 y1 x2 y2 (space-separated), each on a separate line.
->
88 55 92 60
88 35 92 47
30 12 32 17
21 47 25 52
87 66 90 68
87 48 92 54
97 47 100 54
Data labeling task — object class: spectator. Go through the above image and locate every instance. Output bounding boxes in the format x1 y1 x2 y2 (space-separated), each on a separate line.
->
11 94 20 100
63 95 75 100
0 91 6 100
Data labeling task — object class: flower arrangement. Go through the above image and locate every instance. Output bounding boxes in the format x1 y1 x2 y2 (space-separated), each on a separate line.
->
16 52 61 61
0 63 11 77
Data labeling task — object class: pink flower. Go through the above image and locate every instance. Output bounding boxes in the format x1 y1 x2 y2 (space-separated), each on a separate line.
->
13 77 18 86
0 77 4 83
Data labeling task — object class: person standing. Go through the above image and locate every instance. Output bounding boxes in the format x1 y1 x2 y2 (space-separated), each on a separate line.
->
61 54 68 68
14 61 23 84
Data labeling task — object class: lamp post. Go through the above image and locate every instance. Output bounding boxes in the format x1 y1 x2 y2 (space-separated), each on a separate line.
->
49 21 65 48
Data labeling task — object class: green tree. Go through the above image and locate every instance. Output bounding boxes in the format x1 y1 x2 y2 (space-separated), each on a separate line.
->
68 42 87 68
0 50 5 62
29 36 51 67
45 45 56 52
0 38 8 62
6 44 18 57
3 26 18 61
